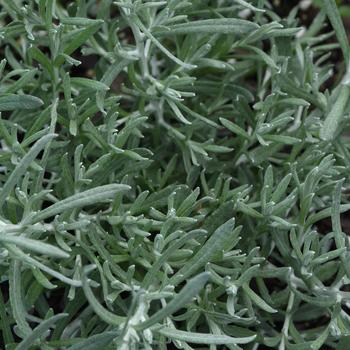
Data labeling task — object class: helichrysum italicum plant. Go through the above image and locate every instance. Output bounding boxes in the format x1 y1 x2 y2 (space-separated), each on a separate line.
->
0 0 350 349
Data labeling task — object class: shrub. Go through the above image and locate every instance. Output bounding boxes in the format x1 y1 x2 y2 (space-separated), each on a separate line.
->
0 0 350 349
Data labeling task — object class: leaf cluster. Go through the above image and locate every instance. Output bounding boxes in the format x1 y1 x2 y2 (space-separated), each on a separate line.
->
0 0 350 349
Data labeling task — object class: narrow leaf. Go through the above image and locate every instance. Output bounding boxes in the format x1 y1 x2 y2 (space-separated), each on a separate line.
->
321 0 350 62
242 283 277 313
55 22 103 66
70 77 110 91
17 314 68 350
320 85 350 141
220 117 250 139
0 94 44 111
9 261 32 337
156 327 256 344
137 272 210 330
0 235 70 259
155 19 259 36
0 133 56 209
81 267 126 325
170 219 236 285
29 184 131 223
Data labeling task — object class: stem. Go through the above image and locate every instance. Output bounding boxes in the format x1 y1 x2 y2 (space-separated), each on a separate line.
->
279 291 295 350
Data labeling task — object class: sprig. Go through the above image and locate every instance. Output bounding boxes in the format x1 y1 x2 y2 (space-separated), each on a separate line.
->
0 0 350 349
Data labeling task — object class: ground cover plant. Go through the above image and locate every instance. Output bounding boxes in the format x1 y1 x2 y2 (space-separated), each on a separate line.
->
1 0 350 349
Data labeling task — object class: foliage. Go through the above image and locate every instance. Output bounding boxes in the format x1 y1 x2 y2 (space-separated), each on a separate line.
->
313 0 350 17
0 0 350 349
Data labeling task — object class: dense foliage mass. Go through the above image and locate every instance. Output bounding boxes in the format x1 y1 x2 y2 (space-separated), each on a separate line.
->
0 0 350 349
